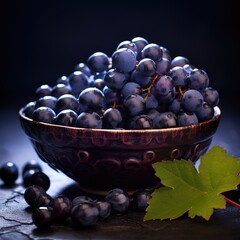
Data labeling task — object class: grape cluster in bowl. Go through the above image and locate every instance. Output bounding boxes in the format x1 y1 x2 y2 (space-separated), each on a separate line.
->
22 37 220 130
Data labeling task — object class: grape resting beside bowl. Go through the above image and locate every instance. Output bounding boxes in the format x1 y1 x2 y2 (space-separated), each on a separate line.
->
19 37 221 194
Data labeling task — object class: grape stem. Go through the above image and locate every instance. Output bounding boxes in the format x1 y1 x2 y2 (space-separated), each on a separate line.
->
224 197 240 208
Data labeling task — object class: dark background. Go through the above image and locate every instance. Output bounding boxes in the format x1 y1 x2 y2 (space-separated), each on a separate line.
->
1 0 240 113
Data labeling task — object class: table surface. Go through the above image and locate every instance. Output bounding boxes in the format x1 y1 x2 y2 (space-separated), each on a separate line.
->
1 107 240 240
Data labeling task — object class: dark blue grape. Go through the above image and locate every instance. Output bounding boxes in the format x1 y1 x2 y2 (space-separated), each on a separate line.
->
32 206 54 229
143 93 158 109
103 108 123 129
35 84 52 99
169 98 182 114
95 200 111 221
170 56 190 68
169 66 188 87
123 94 145 117
129 115 153 129
29 171 51 191
195 102 214 122
183 64 195 76
202 87 220 107
0 162 18 186
160 46 172 61
189 68 209 91
23 101 36 119
93 78 105 91
78 87 106 113
104 69 129 91
55 94 79 114
52 195 72 221
71 202 99 227
87 52 110 73
177 111 198 126
72 196 94 207
156 58 171 75
146 108 160 120
32 107 56 123
23 169 39 187
137 58 156 77
153 75 175 103
75 63 92 77
141 43 162 62
105 188 130 213
51 83 72 98
182 89 203 112
132 189 151 212
68 71 90 97
103 86 121 107
22 160 42 175
112 48 137 73
116 40 138 55
35 96 57 111
131 37 149 60
33 193 54 208
54 109 78 126
131 70 151 87
121 82 142 99
75 112 102 129
153 112 177 128
24 185 46 207
56 76 69 85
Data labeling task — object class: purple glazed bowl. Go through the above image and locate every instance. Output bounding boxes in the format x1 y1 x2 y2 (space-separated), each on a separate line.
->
19 107 221 195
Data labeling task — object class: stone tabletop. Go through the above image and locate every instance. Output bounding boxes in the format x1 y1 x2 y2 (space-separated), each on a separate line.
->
1 108 240 240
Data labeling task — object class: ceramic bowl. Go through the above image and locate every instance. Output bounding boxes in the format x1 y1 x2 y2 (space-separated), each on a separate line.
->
19 107 221 195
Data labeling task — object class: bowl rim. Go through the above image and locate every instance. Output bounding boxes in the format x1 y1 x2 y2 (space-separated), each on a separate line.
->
19 106 221 134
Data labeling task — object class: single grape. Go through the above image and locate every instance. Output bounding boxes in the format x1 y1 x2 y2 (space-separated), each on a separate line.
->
52 195 72 221
22 160 42 175
156 57 171 75
95 200 111 220
103 86 121 107
131 70 151 87
132 189 152 212
71 202 99 227
153 112 177 129
116 40 138 55
195 102 214 122
169 66 188 87
68 71 90 97
0 162 19 186
177 111 198 126
121 82 142 99
32 206 54 229
78 87 106 113
102 108 123 129
22 101 36 119
93 78 105 91
104 69 129 91
56 75 69 85
24 185 46 207
137 58 156 77
143 94 159 110
141 43 162 62
23 169 39 187
87 52 110 73
74 63 92 77
75 112 102 129
72 196 94 207
202 87 220 107
131 37 149 60
129 115 153 129
112 48 137 73
189 68 209 91
55 94 79 114
35 96 57 111
51 83 72 98
28 171 51 191
182 89 203 112
35 84 52 99
169 98 182 114
105 188 130 213
160 46 172 61
170 56 190 68
123 94 145 117
54 109 78 126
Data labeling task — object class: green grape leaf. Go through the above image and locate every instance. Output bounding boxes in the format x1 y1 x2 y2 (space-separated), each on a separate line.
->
144 146 240 221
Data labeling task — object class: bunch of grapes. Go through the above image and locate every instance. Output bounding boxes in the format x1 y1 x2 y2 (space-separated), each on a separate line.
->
23 37 220 129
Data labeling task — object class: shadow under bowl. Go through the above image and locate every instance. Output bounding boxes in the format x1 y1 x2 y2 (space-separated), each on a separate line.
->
19 107 221 195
